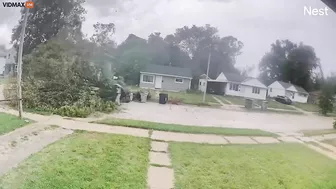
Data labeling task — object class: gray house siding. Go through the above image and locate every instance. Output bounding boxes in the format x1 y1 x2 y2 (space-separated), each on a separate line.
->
139 73 191 91
162 76 190 91
139 73 155 88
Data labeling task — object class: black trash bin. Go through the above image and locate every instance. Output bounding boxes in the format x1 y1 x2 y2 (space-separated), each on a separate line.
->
159 93 168 104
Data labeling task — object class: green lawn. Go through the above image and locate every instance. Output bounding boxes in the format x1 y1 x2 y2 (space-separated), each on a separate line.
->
221 96 297 111
0 113 31 135
322 138 336 147
95 118 277 137
0 132 150 189
170 142 336 189
162 91 218 106
301 129 336 137
221 95 245 105
267 100 296 110
294 102 319 112
0 78 8 84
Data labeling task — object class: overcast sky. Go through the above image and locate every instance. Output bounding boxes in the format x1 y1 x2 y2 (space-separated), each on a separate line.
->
0 0 335 76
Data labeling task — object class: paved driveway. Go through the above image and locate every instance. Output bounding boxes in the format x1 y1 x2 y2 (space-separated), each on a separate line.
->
113 102 334 133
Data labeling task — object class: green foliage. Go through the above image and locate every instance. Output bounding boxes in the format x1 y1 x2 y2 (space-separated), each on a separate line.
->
54 106 91 118
4 39 118 118
259 40 321 91
11 0 86 55
318 85 335 115
333 119 336 129
3 78 18 107
114 25 243 85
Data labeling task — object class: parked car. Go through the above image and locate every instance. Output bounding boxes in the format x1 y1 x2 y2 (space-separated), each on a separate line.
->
274 95 292 105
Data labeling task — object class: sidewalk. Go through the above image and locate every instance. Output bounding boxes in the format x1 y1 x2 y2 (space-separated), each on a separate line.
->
2 107 336 162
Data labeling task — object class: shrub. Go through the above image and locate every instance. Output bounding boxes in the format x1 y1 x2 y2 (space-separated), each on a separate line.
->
12 39 119 118
333 119 336 130
54 106 92 118
3 78 18 107
318 85 334 116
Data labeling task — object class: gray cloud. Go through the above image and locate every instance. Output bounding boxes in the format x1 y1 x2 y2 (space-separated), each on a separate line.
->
0 0 335 75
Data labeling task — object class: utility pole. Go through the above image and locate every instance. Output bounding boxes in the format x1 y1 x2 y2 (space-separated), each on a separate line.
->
17 7 30 118
202 50 212 103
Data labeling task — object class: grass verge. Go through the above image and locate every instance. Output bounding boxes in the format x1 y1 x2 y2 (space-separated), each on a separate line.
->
302 129 336 137
0 132 150 189
267 100 296 110
294 102 319 112
322 138 336 147
221 96 245 105
0 113 31 135
170 142 336 189
95 118 277 137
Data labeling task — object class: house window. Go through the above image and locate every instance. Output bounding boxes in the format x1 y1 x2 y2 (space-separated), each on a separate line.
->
199 81 202 85
175 78 183 83
299 93 308 97
142 75 154 83
229 83 239 91
252 87 260 94
270 88 272 92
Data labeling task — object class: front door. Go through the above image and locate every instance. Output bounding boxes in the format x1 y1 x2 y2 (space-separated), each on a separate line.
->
155 76 162 89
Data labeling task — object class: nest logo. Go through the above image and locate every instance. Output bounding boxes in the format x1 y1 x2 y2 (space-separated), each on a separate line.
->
2 1 34 8
303 6 329 16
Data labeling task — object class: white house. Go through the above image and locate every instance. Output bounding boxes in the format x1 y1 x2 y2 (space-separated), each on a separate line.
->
0 46 16 77
199 72 267 100
0 46 6 76
267 81 309 103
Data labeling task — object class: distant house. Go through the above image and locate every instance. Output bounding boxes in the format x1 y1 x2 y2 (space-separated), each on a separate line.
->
139 64 192 92
199 72 267 100
0 46 16 77
0 47 6 76
267 81 309 103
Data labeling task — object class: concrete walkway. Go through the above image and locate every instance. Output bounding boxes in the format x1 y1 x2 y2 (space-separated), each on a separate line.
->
0 123 72 176
212 95 232 105
2 106 336 185
148 141 174 189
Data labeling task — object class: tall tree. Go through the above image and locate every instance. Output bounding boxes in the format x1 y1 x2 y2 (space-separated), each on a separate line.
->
171 24 243 79
89 22 116 79
259 40 321 91
147 32 170 66
12 0 86 55
115 34 150 85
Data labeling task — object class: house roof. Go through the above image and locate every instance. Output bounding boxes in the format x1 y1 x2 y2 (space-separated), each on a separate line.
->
222 73 247 83
276 81 308 94
277 81 292 89
141 64 193 78
292 85 308 94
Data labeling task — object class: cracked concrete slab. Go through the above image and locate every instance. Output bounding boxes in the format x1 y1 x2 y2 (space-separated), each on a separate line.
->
151 141 168 152
150 151 171 166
